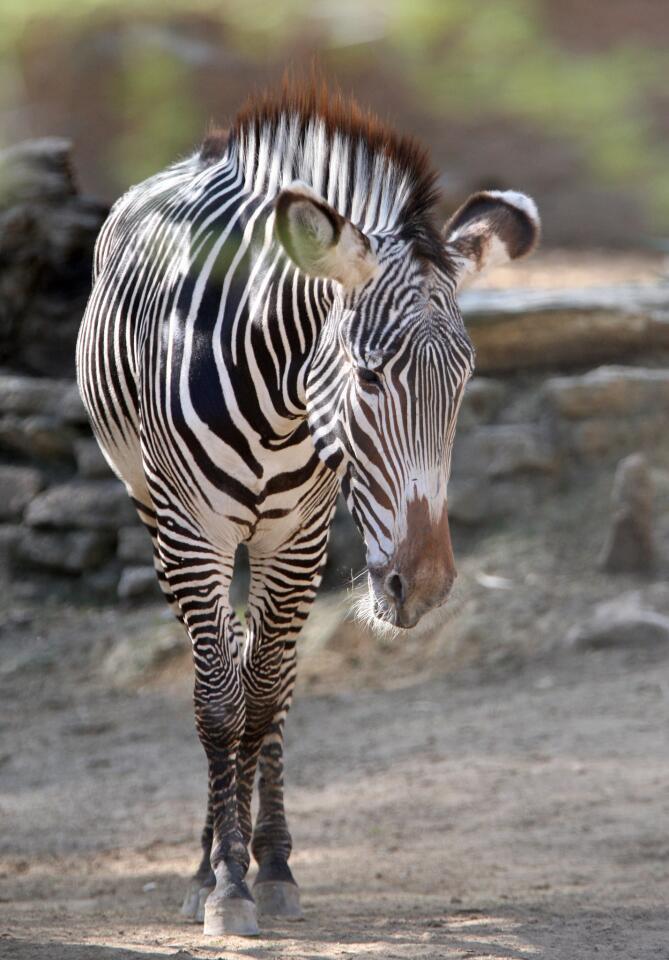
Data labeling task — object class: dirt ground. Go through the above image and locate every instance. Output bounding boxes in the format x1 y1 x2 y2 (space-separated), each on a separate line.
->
2 470 669 960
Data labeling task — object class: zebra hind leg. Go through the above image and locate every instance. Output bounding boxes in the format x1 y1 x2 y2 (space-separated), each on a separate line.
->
151 523 257 936
252 684 302 921
192 605 257 937
238 691 302 920
180 792 215 922
113 465 256 934
128 499 215 921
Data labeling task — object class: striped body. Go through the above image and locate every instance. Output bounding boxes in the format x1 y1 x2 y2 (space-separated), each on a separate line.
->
77 86 539 937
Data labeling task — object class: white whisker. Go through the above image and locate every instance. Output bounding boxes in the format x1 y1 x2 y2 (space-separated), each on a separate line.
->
346 579 401 641
347 566 369 589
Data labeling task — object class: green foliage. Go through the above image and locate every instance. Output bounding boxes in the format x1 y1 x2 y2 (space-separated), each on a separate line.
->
384 0 669 225
111 44 203 187
0 0 667 228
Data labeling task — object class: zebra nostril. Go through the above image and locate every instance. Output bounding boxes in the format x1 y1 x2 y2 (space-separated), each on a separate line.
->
385 572 406 606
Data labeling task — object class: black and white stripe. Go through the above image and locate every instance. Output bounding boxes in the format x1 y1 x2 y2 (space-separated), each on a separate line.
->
77 85 539 937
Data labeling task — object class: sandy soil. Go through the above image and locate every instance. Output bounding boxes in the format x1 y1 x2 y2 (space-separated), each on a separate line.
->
2 554 669 959
2 469 669 959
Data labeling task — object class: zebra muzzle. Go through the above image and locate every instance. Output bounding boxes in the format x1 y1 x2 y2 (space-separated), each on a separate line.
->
367 498 457 628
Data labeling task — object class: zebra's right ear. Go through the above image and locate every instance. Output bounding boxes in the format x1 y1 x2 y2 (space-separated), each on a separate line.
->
275 181 378 288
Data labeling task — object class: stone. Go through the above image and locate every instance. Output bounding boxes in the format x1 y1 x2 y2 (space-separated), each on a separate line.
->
25 479 136 529
0 414 76 461
321 497 366 591
16 528 114 573
598 453 654 573
0 138 77 205
460 285 669 373
452 424 555 479
86 563 121 599
448 478 488 524
598 585 669 620
457 378 507 430
492 385 545 425
0 140 107 377
566 600 669 650
539 368 669 461
117 525 154 565
60 385 89 425
448 477 536 525
117 565 161 601
74 438 111 479
0 465 43 520
565 414 666 461
0 374 80 417
0 524 21 578
544 366 669 421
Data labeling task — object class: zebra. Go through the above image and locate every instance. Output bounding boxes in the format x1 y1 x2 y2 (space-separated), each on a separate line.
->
77 83 540 938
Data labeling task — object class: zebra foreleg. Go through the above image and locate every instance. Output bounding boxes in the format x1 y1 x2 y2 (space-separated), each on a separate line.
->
252 655 302 920
236 546 324 920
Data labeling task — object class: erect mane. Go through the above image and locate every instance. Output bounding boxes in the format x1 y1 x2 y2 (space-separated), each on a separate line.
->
201 81 445 260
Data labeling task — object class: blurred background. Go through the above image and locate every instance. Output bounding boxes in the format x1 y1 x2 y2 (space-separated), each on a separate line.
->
1 3 669 958
2 0 669 246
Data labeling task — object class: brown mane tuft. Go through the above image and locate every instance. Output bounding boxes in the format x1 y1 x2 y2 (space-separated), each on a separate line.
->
201 78 444 260
200 125 230 164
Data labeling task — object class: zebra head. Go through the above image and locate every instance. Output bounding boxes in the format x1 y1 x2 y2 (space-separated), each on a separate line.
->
275 182 540 628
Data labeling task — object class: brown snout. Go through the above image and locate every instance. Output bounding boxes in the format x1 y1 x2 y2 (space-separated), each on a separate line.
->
369 497 456 629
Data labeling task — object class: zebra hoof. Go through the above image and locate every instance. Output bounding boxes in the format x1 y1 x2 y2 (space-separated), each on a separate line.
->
195 885 212 922
203 895 259 937
180 880 213 922
254 880 303 920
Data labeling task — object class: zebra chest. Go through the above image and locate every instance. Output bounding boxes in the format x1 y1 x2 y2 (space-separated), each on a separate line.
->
153 410 326 537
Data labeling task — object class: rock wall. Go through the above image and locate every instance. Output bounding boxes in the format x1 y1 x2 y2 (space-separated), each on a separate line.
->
0 139 108 377
2 359 669 603
1 139 668 604
459 285 669 373
0 372 158 602
448 364 669 528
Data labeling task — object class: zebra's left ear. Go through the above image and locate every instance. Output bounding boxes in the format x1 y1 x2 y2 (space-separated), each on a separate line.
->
275 181 379 288
443 190 540 289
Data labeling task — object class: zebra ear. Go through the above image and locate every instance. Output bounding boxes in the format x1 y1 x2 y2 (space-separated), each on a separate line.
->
275 181 378 288
444 190 540 288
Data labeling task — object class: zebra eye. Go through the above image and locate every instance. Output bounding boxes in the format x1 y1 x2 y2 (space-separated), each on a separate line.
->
356 367 382 386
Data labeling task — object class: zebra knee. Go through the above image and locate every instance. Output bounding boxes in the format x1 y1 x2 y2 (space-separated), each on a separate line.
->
194 695 246 753
243 686 283 749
